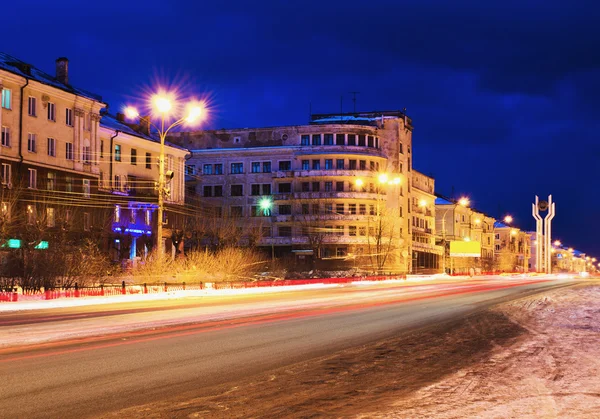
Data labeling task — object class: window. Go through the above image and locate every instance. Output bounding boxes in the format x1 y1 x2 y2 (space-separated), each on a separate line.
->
349 226 357 236
214 164 223 174
1 89 11 109
302 204 309 214
325 159 333 170
47 102 56 121
1 163 11 186
65 176 73 193
185 165 195 175
27 133 36 152
27 205 35 225
312 160 320 170
302 182 310 192
301 160 309 170
83 213 91 231
47 172 56 190
82 145 91 163
231 184 243 196
231 206 243 217
324 134 334 145
336 203 344 214
312 134 321 146
262 162 271 173
347 134 356 146
278 226 292 237
100 140 104 158
203 186 213 197
262 184 271 195
359 227 367 236
301 135 310 146
399 143 404 154
325 181 332 191
131 148 137 165
368 136 374 147
47 137 56 157
370 161 376 171
336 181 344 192
349 160 357 170
1 126 9 147
66 142 74 160
312 182 320 192
335 226 344 236
312 204 320 215
65 108 73 126
336 134 345 145
336 159 344 169
203 164 213 175
114 175 121 191
278 183 291 193
278 205 291 215
146 152 152 169
46 208 55 227
214 185 223 197
84 113 91 131
28 96 37 116
24 169 37 191
231 163 243 174
349 204 357 215
279 161 291 171
83 179 90 198
325 203 333 213
359 204 367 215
251 184 260 196
251 162 260 173
115 144 121 161
358 135 366 146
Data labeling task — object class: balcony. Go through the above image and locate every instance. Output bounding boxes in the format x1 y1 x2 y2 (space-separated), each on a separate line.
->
293 169 374 178
292 191 381 200
292 214 371 222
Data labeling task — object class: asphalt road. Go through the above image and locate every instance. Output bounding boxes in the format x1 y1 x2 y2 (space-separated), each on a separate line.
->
0 277 575 418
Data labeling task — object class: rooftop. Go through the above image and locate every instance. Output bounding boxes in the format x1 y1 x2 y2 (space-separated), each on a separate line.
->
0 51 103 103
310 110 412 127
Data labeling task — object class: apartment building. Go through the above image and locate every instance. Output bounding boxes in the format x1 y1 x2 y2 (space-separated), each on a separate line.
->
410 171 442 272
0 53 106 248
493 222 531 272
434 197 496 274
171 111 414 272
98 113 188 261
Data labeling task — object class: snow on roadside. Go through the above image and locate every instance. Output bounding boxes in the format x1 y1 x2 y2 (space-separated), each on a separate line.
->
379 283 600 418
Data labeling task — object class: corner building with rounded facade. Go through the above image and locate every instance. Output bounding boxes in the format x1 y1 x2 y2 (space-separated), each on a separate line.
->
172 111 418 273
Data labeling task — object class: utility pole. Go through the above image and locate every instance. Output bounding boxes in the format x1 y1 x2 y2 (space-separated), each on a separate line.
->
349 91 360 113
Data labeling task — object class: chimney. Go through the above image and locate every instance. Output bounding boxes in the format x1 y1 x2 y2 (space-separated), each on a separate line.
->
116 112 125 123
56 57 69 85
139 115 151 135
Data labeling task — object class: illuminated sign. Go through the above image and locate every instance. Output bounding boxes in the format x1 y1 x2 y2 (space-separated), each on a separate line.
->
112 226 152 236
35 241 49 249
449 241 481 257
2 239 48 249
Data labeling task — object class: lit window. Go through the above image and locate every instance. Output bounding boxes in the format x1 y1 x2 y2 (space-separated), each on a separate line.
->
83 179 90 198
47 172 56 190
1 163 11 186
1 89 11 109
28 168 37 189
115 205 121 223
115 144 121 161
145 209 151 225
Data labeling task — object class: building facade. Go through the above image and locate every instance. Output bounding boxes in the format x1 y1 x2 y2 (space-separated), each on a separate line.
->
171 111 414 273
411 171 442 272
1 53 107 256
493 222 530 272
98 113 188 262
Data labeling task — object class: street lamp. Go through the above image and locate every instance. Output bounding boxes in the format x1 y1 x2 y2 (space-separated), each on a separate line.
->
259 197 274 261
503 215 513 224
125 94 206 258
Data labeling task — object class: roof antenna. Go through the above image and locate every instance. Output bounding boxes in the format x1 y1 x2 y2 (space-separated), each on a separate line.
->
350 91 359 113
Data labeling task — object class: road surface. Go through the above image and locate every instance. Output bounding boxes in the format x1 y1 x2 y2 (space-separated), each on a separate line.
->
0 277 575 418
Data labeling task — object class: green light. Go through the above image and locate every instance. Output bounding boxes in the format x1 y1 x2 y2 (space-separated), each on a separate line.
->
35 241 49 250
258 197 272 216
6 239 21 249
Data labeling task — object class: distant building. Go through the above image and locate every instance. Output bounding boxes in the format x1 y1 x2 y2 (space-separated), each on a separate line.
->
493 222 530 272
170 111 415 272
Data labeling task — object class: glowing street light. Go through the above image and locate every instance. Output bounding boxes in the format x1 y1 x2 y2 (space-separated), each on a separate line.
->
378 173 389 184
355 178 364 189
554 240 561 247
125 93 207 258
419 199 427 207
504 215 513 224
259 197 275 261
458 197 470 207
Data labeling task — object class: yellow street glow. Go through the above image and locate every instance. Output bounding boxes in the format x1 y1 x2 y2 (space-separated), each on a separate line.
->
392 177 401 185
124 106 139 119
554 240 561 247
474 218 481 224
458 197 470 207
153 95 172 113
355 178 364 187
504 215 513 224
185 105 203 123
378 174 388 184
419 199 427 207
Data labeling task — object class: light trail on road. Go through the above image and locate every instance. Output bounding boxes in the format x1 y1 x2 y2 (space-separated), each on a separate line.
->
0 277 577 418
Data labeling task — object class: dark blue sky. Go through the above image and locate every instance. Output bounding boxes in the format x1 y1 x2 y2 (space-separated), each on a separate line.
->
4 0 599 255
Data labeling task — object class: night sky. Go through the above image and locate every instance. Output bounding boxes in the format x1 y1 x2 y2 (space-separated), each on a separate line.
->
4 1 598 255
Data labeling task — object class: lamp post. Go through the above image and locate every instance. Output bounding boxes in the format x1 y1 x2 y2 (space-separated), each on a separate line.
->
125 95 205 258
259 197 274 262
